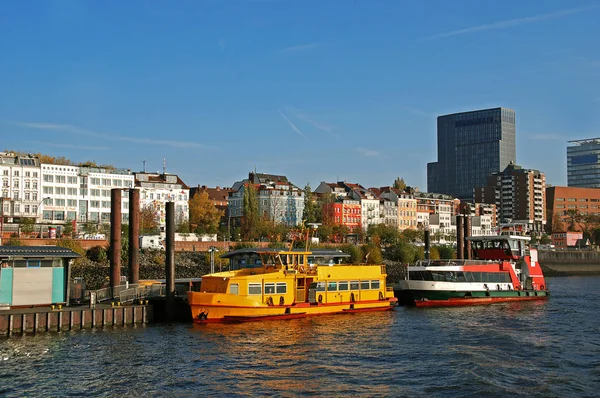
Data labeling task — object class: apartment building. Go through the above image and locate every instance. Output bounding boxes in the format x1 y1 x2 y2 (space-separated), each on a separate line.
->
135 172 189 232
0 152 41 225
229 173 304 227
315 181 380 231
475 162 546 232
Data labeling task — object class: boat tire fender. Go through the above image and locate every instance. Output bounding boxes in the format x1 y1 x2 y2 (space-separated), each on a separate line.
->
266 297 274 306
379 291 384 301
279 296 285 306
350 292 356 303
318 294 323 304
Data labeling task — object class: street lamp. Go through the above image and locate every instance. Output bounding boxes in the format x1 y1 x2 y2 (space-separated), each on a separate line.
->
208 246 219 274
37 197 52 238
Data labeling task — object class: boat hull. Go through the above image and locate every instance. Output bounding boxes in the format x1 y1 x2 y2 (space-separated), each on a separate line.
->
395 288 549 307
189 299 398 323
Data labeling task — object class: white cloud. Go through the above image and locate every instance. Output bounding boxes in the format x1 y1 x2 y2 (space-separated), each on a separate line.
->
27 140 109 150
279 43 318 54
14 122 206 149
357 147 382 157
277 109 306 137
420 4 600 41
285 106 333 133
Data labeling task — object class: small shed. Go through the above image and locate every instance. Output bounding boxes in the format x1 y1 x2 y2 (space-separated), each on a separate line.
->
0 246 80 308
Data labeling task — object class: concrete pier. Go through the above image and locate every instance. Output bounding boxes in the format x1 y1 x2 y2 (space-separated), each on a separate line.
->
0 304 153 336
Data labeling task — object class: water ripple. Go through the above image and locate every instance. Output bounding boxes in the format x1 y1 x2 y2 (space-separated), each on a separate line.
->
1 277 600 397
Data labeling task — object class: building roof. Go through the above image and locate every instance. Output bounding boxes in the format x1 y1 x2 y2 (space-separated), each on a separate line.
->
191 185 232 200
134 172 190 189
0 246 81 259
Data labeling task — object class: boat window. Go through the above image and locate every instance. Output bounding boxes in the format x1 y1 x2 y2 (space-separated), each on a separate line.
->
464 272 474 282
350 280 359 290
371 280 380 290
315 282 326 292
444 272 456 282
431 272 445 281
339 281 348 291
276 282 287 294
360 280 370 290
230 283 239 295
297 279 305 288
456 272 466 282
265 283 276 294
248 283 262 295
327 281 337 291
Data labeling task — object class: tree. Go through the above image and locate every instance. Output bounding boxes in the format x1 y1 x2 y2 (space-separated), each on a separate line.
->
361 243 383 264
241 184 259 240
19 217 35 234
565 210 583 232
82 222 98 235
140 205 159 235
61 222 74 238
302 183 318 224
189 191 224 234
393 177 407 191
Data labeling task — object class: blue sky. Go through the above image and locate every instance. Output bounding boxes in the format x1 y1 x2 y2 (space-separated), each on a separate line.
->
1 0 599 191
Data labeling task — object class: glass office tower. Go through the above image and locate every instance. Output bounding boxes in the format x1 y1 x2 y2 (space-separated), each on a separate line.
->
567 138 600 188
427 107 516 200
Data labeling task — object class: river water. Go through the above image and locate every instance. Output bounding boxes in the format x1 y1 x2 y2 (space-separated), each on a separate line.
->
1 276 599 397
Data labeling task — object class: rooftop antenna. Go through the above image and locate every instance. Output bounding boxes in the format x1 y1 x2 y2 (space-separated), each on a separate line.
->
163 158 166 175
142 160 146 173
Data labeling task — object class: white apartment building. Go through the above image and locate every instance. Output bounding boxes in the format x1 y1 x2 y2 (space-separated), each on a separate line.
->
229 173 304 227
1 153 42 225
135 172 190 232
41 165 134 226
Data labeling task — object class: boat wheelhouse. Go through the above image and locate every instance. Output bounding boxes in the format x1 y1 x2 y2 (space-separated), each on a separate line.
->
187 248 397 323
395 235 549 307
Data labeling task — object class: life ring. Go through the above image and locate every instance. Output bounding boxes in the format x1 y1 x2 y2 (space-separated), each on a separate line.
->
265 297 274 306
379 291 384 301
318 294 323 304
279 296 285 306
350 292 356 303
540 285 545 291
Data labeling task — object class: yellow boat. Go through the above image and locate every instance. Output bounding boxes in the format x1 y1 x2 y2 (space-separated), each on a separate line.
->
188 248 397 323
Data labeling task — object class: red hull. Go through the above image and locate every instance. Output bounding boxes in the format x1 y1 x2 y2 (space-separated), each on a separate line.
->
414 295 549 308
192 303 396 324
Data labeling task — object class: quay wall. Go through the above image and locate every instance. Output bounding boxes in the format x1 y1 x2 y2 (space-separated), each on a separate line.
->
0 304 153 337
538 251 600 276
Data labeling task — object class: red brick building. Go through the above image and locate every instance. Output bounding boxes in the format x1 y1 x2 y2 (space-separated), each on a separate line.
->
546 186 600 233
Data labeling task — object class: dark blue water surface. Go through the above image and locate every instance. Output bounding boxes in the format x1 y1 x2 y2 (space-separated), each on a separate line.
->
1 276 599 397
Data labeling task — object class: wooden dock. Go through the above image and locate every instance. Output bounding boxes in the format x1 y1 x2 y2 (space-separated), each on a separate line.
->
0 304 153 336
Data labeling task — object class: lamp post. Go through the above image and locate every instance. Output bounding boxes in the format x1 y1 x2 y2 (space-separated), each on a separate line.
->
208 246 219 274
37 197 51 238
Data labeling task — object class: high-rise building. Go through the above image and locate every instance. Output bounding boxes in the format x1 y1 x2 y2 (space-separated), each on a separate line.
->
474 162 546 232
567 138 600 188
427 107 516 200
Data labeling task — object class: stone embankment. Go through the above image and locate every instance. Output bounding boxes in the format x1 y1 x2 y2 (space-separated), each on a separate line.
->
538 250 600 276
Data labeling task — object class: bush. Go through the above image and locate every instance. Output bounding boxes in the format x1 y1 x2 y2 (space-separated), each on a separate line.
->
339 244 362 264
86 246 108 264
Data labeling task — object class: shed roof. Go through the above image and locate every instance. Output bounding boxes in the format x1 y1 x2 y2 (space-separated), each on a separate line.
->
0 246 81 259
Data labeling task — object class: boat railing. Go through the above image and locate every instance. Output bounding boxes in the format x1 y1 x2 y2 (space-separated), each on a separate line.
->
415 259 498 267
